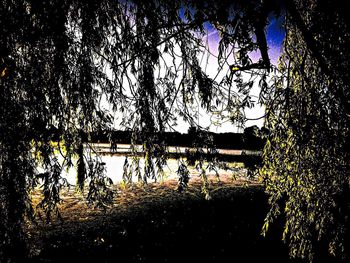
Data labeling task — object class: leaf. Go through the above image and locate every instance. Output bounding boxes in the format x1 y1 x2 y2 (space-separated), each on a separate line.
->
1 67 8 77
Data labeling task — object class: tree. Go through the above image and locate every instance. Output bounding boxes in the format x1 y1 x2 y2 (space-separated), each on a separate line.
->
261 0 350 261
0 1 265 261
1 0 349 262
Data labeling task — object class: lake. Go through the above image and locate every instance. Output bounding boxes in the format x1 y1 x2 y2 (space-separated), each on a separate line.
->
37 143 251 186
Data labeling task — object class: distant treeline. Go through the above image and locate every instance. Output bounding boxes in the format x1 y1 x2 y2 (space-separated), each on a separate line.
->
90 126 267 150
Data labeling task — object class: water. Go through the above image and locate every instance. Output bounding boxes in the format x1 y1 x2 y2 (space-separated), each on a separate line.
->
37 144 247 186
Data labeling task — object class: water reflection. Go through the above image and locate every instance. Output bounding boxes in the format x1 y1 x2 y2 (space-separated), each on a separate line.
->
37 144 247 186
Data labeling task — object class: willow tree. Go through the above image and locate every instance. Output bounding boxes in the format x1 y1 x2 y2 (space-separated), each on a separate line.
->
0 0 271 261
261 0 350 262
1 0 349 262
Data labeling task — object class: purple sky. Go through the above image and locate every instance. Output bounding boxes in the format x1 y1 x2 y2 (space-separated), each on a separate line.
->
197 17 285 131
204 16 285 65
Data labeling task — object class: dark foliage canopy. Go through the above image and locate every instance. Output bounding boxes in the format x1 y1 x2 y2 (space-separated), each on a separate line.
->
0 0 349 262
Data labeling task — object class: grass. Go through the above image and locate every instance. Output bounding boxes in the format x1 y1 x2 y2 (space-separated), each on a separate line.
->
24 176 299 263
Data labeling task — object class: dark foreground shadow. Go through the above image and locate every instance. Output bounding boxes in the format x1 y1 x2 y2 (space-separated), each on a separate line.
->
27 186 306 263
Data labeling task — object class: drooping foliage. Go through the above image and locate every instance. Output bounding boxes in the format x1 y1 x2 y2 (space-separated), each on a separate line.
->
1 0 349 262
0 0 273 261
261 0 350 261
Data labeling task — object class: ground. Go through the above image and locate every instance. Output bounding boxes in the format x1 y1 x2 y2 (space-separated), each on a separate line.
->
25 175 294 263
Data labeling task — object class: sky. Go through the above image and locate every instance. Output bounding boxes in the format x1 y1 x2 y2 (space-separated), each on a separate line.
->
177 16 285 133
263 15 285 64
108 11 286 134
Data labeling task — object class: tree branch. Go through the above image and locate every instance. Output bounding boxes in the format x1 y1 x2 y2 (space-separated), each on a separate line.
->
284 0 350 116
230 61 270 72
